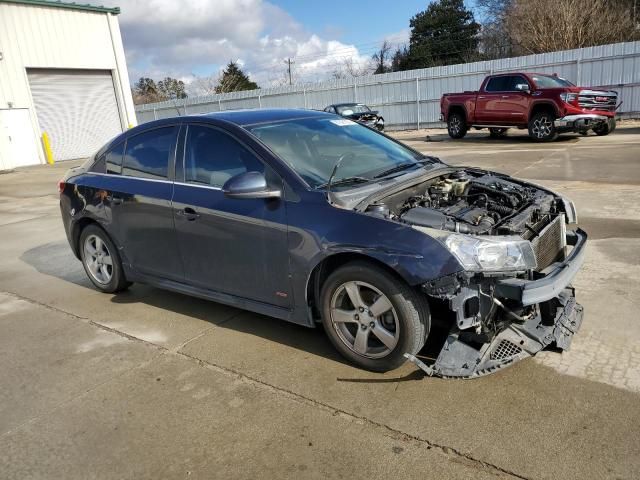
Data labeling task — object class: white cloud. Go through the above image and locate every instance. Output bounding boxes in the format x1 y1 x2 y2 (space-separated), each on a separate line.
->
117 0 373 90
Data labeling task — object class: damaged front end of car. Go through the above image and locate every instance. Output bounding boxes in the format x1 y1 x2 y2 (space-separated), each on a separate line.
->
362 168 586 378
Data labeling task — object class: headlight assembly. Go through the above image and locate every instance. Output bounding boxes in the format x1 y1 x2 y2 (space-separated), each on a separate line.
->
415 226 538 272
444 234 537 271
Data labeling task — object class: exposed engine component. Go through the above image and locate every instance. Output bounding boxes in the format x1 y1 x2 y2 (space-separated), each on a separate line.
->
381 170 557 237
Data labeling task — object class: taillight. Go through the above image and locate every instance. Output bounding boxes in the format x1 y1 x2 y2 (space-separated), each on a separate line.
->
58 179 65 194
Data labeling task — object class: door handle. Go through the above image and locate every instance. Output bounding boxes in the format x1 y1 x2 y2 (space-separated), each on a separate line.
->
178 207 200 221
478 95 486 99
107 194 123 205
501 95 510 99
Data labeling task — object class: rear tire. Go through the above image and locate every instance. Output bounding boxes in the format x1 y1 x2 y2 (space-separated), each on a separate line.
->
320 261 430 372
79 224 130 293
593 117 616 136
447 112 467 139
489 127 508 138
528 111 558 142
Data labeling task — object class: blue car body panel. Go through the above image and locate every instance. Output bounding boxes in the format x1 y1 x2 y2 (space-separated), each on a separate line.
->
60 110 462 327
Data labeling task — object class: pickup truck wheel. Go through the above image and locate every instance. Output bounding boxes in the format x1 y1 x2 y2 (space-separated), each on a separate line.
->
489 128 508 138
528 112 558 142
593 118 616 136
447 112 467 139
320 261 430 372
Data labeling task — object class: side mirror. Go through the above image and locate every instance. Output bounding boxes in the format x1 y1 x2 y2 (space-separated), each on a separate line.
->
222 171 281 200
515 84 531 93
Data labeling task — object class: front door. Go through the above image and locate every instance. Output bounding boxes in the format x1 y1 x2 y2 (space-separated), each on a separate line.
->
0 109 41 169
172 124 291 308
477 75 530 124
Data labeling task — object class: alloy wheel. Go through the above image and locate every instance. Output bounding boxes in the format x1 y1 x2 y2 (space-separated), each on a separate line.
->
330 281 399 358
532 115 553 139
83 234 113 285
449 116 461 136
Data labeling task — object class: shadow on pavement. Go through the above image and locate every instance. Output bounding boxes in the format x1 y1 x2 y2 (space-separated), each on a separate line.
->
20 239 447 375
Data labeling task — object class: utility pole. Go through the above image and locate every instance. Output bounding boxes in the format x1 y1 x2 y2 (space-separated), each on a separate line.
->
285 58 294 85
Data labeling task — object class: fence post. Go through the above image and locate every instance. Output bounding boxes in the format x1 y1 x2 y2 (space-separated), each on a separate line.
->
576 57 582 85
303 88 307 108
218 98 222 111
416 77 420 130
258 94 262 108
354 82 357 102
153 108 157 120
183 103 188 115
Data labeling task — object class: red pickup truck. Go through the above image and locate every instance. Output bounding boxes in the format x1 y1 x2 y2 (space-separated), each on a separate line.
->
440 73 618 141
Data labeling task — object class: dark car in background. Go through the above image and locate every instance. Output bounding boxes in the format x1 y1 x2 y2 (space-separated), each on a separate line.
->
324 103 385 131
59 109 585 378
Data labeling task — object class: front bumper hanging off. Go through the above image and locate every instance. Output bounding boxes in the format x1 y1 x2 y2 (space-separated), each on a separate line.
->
407 229 587 378
554 114 609 130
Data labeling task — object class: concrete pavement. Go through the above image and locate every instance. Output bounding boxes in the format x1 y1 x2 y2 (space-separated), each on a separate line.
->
1 126 639 479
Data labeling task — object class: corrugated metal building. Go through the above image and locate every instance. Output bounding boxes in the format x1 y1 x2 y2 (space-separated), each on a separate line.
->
0 0 136 170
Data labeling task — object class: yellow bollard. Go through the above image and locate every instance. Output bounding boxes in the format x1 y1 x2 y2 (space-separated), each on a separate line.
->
42 132 54 165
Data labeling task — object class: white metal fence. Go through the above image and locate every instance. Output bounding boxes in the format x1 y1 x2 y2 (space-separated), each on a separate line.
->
135 41 640 130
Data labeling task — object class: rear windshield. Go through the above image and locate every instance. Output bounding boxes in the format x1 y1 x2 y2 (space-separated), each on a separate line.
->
531 75 574 88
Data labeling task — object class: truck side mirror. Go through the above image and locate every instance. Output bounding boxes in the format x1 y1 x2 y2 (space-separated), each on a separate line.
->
515 84 531 94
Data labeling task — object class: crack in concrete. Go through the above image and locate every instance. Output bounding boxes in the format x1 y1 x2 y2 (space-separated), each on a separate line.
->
5 290 530 480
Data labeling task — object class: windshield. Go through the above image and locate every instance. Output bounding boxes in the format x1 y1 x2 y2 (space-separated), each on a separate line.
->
247 117 429 189
531 75 574 88
336 104 370 115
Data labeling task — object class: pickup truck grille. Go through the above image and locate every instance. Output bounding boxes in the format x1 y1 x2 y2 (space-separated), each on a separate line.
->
578 90 617 111
529 215 566 271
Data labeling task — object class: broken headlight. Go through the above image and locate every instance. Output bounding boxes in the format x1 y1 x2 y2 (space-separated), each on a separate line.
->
444 234 537 272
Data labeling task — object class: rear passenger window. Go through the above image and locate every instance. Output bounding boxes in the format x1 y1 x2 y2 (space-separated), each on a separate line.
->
485 76 509 92
184 125 264 187
123 127 176 180
106 142 124 174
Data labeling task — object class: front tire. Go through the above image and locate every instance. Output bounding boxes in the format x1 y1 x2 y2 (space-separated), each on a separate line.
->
528 111 558 142
593 117 616 136
447 112 467 139
79 224 130 293
320 261 430 372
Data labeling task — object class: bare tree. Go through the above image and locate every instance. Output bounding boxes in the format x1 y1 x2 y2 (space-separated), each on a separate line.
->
506 0 640 54
330 57 372 79
371 40 392 74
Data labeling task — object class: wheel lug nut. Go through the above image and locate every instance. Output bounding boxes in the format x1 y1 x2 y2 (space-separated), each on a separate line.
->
358 307 364 312
361 324 367 330
354 314 359 321
369 322 375 328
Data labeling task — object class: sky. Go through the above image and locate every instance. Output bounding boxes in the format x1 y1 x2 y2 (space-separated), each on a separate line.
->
116 0 435 93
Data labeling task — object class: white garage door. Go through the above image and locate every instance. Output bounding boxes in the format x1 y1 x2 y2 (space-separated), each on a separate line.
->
28 69 123 161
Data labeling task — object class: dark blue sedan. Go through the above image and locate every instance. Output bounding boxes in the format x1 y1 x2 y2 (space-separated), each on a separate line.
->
60 109 586 377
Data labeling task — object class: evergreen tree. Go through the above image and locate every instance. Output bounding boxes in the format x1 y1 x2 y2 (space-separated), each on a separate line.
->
157 77 188 100
215 61 258 93
405 0 480 69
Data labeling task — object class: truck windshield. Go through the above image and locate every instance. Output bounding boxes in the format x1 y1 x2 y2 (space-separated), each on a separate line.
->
532 75 574 88
248 117 430 189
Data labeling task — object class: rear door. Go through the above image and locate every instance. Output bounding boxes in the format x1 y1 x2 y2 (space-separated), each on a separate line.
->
172 123 291 307
107 125 184 281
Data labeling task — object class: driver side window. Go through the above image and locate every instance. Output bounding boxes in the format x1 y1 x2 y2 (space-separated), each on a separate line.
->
184 125 264 188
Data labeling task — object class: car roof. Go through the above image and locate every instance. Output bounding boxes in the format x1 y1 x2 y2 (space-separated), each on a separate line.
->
201 108 332 126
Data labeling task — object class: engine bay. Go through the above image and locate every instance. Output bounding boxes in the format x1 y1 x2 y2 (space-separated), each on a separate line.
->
365 169 562 238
